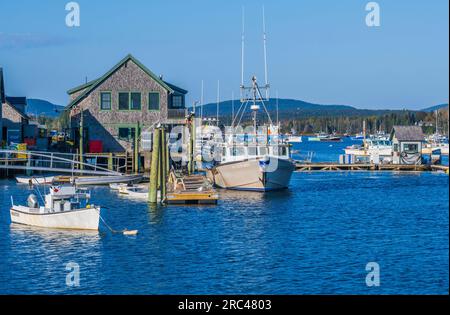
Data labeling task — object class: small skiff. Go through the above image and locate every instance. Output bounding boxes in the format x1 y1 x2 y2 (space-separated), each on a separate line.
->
16 176 54 185
10 185 100 230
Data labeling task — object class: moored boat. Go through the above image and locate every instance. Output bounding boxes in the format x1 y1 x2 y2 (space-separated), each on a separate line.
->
10 185 100 230
16 176 54 185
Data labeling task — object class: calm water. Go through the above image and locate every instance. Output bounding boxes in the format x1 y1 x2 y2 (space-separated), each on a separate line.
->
0 140 448 294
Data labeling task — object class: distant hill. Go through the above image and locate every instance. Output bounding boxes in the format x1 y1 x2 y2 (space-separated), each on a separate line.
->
193 98 416 122
421 103 449 112
26 99 64 118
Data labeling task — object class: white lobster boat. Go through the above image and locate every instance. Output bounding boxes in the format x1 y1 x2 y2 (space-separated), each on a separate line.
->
207 143 295 191
10 185 100 230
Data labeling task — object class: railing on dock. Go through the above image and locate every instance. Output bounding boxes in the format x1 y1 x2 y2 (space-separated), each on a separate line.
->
0 149 125 175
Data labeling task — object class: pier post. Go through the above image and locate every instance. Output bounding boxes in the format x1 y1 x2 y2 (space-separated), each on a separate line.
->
134 122 140 174
149 128 160 203
160 127 167 203
79 106 84 171
188 114 195 175
108 153 113 171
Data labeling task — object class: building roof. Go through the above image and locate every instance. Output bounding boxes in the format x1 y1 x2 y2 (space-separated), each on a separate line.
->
0 67 5 104
163 80 188 95
66 54 187 110
5 96 29 119
390 125 424 141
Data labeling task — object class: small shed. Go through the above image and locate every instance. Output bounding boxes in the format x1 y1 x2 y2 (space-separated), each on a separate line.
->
390 126 424 165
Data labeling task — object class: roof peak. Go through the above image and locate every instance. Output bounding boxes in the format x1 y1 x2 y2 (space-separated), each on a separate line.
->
66 54 178 109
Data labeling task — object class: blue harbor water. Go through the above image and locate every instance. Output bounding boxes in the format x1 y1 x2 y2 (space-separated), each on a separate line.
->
0 140 448 294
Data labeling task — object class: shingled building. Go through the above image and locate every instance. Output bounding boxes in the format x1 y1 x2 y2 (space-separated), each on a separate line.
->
66 54 188 153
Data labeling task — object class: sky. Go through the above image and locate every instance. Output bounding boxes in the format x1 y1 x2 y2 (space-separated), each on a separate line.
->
0 0 448 110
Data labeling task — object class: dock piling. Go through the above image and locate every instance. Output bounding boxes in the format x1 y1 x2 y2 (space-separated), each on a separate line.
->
149 128 160 204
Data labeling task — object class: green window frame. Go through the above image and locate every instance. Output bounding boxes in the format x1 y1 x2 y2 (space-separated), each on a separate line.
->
100 92 112 110
148 92 160 110
172 95 183 108
130 92 141 110
118 127 136 141
118 92 130 110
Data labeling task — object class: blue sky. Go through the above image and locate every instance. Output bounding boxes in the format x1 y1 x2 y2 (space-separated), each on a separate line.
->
0 0 448 109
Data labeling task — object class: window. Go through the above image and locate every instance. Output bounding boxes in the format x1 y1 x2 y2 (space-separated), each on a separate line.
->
118 127 136 141
278 146 287 157
248 146 257 156
403 143 418 154
130 92 141 110
100 92 111 110
149 92 160 110
259 147 267 155
119 92 129 110
232 147 245 156
393 144 399 152
172 95 183 108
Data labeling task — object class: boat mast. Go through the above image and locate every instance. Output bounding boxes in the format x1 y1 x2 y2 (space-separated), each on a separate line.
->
216 80 220 126
239 6 272 142
200 80 204 122
435 109 439 135
240 6 245 101
262 5 269 100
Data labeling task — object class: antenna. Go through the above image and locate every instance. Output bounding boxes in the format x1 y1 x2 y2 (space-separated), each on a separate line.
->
262 5 269 99
241 6 245 98
232 91 235 126
276 90 279 128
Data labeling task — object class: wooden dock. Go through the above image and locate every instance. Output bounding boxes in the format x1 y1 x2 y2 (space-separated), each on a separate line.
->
166 173 219 204
295 162 449 173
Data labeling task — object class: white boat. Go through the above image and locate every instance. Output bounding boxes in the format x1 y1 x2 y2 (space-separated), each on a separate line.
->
16 176 54 185
74 174 143 186
205 14 295 191
286 135 302 143
10 185 100 230
118 184 161 201
351 133 364 141
344 137 393 163
206 77 295 191
207 146 295 191
422 133 449 155
109 183 128 190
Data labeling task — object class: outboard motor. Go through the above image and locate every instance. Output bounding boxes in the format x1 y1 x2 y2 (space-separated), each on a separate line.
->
27 194 39 209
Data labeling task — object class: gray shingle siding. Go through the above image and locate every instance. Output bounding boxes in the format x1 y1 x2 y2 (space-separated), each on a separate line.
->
68 56 187 152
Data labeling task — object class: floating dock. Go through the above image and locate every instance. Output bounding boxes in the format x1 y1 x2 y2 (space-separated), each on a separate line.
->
295 162 449 173
167 173 218 204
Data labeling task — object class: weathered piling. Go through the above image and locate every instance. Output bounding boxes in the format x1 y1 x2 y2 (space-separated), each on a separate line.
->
160 127 167 202
188 114 195 175
134 122 140 174
79 106 84 171
149 128 160 203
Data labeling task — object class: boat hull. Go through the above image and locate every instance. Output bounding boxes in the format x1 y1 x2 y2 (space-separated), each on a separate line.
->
10 206 100 230
73 174 143 186
207 157 295 191
16 176 54 185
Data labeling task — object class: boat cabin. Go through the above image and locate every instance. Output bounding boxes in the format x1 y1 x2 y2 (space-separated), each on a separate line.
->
220 144 290 163
41 186 91 213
